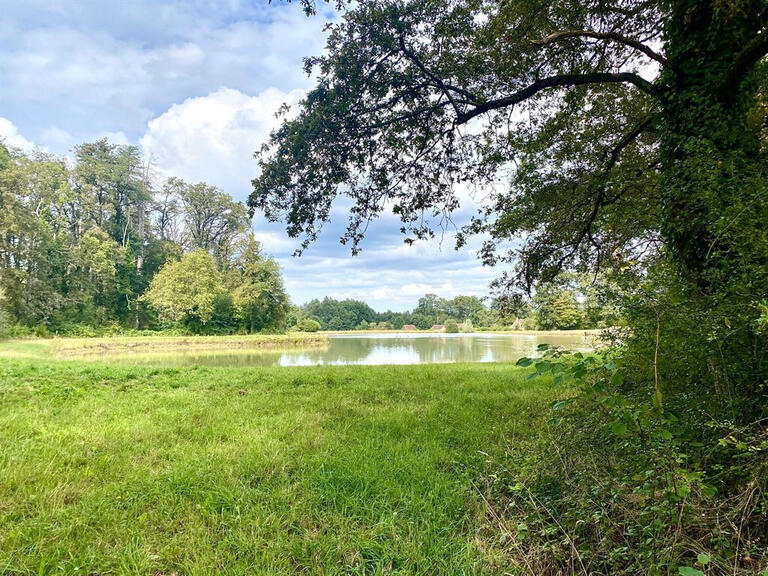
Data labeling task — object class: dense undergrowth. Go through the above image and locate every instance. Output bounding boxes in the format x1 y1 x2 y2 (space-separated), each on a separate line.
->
490 338 767 574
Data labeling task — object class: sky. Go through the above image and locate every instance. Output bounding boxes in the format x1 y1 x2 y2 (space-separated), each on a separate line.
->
0 0 500 311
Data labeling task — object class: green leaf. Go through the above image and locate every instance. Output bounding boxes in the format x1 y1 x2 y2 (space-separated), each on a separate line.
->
516 357 533 367
678 567 705 576
535 362 551 374
610 421 628 435
552 398 575 411
609 371 623 386
696 553 710 566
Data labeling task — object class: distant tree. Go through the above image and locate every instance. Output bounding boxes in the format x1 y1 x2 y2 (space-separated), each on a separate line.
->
179 182 248 267
303 297 376 330
460 318 474 333
297 318 321 332
444 319 459 333
229 235 289 333
142 250 223 325
415 293 447 323
535 287 584 330
447 295 485 324
0 287 10 337
153 177 184 243
286 304 307 329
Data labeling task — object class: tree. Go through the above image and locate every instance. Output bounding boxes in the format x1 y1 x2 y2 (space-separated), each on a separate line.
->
179 182 248 267
534 287 584 330
142 250 223 325
444 319 459 333
303 297 377 330
447 295 485 324
297 318 321 332
229 235 290 333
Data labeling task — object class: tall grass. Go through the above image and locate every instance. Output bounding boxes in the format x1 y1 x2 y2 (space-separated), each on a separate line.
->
0 359 559 575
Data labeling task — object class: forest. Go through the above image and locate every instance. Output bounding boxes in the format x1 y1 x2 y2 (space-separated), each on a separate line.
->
0 140 289 336
292 275 621 332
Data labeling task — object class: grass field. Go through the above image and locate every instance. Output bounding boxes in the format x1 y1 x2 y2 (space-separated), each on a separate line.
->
0 345 559 575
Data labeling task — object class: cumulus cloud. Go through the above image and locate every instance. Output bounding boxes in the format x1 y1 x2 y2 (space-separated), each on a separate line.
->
0 118 36 151
0 1 328 151
140 87 304 200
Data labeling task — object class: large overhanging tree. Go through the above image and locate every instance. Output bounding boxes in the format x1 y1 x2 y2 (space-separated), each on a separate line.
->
251 0 767 311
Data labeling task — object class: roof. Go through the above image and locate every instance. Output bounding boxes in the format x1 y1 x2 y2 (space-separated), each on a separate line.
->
402 324 417 330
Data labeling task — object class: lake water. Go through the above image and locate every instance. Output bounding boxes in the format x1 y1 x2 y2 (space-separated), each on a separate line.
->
89 332 597 368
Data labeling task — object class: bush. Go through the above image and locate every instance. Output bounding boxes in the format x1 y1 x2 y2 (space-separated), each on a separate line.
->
0 307 10 338
297 318 321 332
58 324 99 338
460 319 474 333
444 319 459 333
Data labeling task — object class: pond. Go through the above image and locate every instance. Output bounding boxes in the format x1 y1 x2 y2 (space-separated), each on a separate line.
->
82 332 598 368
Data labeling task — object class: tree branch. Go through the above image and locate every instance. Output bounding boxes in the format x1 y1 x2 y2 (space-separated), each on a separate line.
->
397 36 477 115
456 73 659 124
533 30 668 66
724 27 768 92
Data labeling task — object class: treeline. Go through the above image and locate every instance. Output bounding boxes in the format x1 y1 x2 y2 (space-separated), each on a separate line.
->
290 274 621 332
0 139 288 336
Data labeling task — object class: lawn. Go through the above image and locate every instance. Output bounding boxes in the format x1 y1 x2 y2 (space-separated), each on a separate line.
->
0 354 557 575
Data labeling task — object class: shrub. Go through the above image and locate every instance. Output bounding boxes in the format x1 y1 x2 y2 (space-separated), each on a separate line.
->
444 319 459 333
0 307 10 338
297 318 321 332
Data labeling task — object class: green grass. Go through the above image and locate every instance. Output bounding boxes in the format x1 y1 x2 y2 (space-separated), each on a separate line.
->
0 357 557 575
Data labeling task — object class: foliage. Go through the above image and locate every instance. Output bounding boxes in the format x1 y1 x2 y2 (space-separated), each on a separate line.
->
507 342 768 573
297 318 322 332
142 250 223 325
0 140 288 335
303 297 377 330
444 319 459 333
534 288 583 330
229 235 289 333
0 288 9 338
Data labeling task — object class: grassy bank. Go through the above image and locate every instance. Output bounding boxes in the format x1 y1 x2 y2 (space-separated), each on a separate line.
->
0 357 559 575
0 333 329 361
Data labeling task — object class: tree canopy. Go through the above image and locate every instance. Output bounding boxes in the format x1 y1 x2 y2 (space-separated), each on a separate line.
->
0 139 289 335
252 0 767 294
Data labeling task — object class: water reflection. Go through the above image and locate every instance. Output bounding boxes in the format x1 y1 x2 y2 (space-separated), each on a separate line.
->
92 332 596 368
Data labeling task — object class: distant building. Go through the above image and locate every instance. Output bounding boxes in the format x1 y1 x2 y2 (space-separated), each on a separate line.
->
402 324 417 331
430 324 444 331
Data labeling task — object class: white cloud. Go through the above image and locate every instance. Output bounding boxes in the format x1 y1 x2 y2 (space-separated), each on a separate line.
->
140 87 304 200
0 3 330 152
0 117 36 151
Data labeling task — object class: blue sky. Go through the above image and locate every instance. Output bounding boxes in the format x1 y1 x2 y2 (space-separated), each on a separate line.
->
0 0 499 310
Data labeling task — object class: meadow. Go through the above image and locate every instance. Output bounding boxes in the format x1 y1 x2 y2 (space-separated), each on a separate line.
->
0 340 559 575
